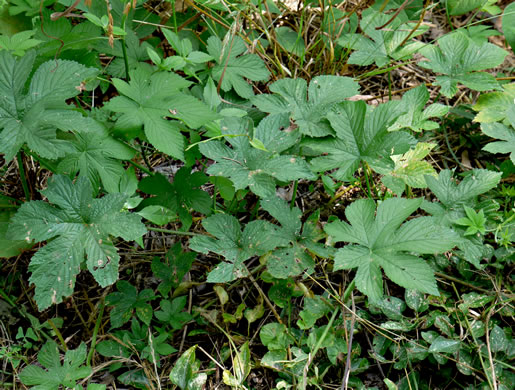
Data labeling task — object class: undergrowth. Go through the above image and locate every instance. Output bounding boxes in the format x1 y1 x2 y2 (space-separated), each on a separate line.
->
0 0 514 389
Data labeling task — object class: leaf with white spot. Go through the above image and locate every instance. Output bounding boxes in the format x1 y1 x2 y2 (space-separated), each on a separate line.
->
7 175 146 310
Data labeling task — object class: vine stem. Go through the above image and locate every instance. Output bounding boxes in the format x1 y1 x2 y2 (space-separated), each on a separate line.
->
17 152 30 200
121 14 130 80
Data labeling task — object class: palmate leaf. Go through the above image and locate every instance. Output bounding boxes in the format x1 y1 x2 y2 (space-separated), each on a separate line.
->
207 34 270 99
0 50 98 162
325 198 459 302
251 75 359 137
7 175 146 310
481 105 515 164
419 31 507 98
189 213 286 283
307 100 415 181
19 340 91 390
106 67 219 161
337 8 428 67
261 197 334 278
138 167 212 230
473 82 515 123
56 119 135 194
422 169 501 267
381 142 437 195
199 116 316 198
388 85 449 132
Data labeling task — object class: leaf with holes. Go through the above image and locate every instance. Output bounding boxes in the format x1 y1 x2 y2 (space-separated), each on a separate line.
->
251 76 359 137
419 31 507 98
307 100 414 181
324 198 459 302
6 175 146 310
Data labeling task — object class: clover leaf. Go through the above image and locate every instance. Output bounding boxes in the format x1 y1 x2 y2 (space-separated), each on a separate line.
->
325 198 459 302
7 175 146 310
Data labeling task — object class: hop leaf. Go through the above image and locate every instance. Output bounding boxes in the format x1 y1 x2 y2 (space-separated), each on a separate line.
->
7 175 146 310
325 198 459 302
338 8 428 67
308 100 415 181
199 116 316 198
0 51 98 162
419 32 507 98
251 75 359 137
207 34 270 99
19 340 91 389
481 105 515 164
189 213 286 283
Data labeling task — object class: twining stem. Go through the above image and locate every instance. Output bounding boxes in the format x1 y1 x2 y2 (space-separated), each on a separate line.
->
16 152 30 201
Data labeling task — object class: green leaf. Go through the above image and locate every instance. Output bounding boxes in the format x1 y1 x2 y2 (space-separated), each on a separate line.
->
138 167 211 230
152 243 196 296
473 83 515 123
189 213 285 283
155 297 193 330
503 3 515 53
481 111 515 164
455 207 487 235
0 51 98 162
381 142 437 195
251 75 359 137
419 32 507 98
199 117 315 198
325 198 459 302
446 0 485 15
275 26 305 57
106 68 218 160
0 210 32 258
489 325 508 353
0 30 41 56
428 336 460 353
19 340 91 389
56 120 135 194
207 34 270 99
337 8 428 67
170 345 207 390
261 197 329 278
308 100 414 180
7 175 146 310
106 280 156 328
388 85 449 132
